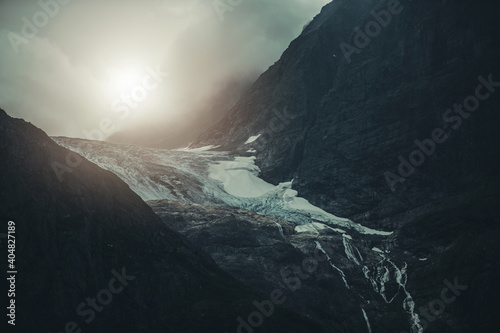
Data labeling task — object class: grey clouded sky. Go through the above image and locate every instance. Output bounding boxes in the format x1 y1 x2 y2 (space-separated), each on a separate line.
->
0 0 330 138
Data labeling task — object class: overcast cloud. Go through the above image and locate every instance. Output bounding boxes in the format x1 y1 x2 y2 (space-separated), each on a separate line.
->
0 0 330 138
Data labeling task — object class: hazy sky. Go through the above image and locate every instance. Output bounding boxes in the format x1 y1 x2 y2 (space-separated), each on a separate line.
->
0 0 330 138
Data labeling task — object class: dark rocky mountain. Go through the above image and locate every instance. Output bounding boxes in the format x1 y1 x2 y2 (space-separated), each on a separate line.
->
0 109 322 333
192 0 500 230
181 0 500 331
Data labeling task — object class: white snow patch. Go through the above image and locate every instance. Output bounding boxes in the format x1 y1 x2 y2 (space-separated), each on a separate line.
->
372 247 384 253
244 134 261 144
360 228 393 236
295 223 322 234
247 148 257 153
209 156 275 198
295 222 345 234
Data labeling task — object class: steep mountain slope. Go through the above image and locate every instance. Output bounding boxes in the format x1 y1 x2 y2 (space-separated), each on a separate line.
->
148 192 500 333
192 0 500 230
149 200 417 332
0 109 323 333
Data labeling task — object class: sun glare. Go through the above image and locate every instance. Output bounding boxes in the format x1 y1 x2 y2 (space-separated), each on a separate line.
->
107 66 143 95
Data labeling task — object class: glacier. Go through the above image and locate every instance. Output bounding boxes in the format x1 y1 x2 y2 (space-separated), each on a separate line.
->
53 137 422 331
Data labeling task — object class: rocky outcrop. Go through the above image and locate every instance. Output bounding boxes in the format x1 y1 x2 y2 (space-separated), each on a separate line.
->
150 188 500 333
149 200 392 332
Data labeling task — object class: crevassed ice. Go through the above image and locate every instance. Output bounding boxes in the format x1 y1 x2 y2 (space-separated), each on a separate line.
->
54 138 394 237
209 155 394 236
